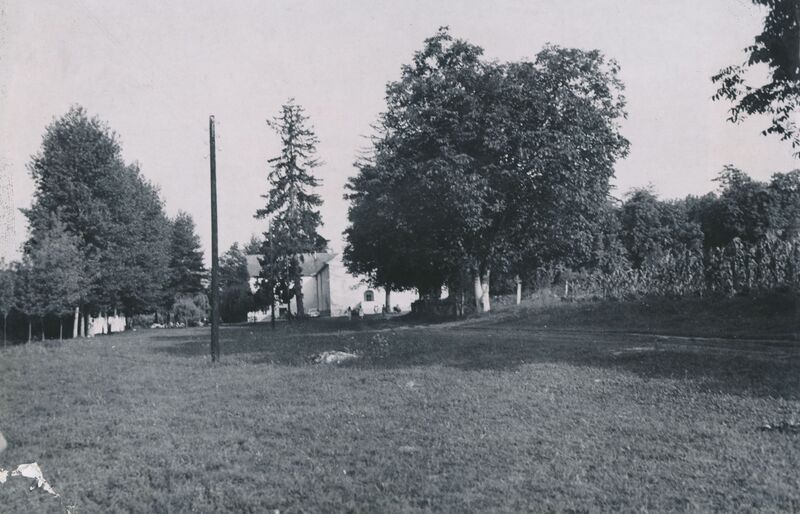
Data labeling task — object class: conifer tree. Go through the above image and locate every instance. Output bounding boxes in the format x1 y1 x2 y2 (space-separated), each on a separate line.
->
166 211 207 305
255 100 327 317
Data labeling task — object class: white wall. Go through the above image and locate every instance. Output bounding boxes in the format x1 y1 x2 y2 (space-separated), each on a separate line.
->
87 314 126 337
246 254 418 320
326 255 417 317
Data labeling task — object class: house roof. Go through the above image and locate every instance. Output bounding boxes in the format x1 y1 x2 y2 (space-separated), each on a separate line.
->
246 253 336 278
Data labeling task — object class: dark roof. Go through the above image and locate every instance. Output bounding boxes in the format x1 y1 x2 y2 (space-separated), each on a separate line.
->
246 253 336 278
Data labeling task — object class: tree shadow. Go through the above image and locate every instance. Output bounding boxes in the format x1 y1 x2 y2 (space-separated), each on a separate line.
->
150 319 800 400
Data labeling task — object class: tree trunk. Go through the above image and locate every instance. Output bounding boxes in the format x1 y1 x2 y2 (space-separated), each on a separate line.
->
59 319 63 341
515 275 522 305
83 312 89 338
480 269 491 313
473 272 482 313
385 289 391 314
270 303 275 330
73 306 80 338
27 320 31 343
41 317 45 342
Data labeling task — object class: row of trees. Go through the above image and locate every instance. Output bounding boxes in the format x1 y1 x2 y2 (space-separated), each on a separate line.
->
612 167 800 269
0 107 208 343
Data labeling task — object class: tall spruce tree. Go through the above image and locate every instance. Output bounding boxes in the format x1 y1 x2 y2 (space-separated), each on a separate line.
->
255 100 327 317
166 211 206 303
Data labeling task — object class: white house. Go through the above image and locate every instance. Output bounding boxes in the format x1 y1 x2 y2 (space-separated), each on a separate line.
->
246 253 417 319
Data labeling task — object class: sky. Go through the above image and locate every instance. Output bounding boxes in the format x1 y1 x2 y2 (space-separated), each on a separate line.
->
1 0 798 263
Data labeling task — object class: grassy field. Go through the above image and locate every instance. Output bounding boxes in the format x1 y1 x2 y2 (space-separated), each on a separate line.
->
1 296 799 512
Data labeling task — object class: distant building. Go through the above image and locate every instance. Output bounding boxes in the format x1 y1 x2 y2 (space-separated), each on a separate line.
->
246 253 417 319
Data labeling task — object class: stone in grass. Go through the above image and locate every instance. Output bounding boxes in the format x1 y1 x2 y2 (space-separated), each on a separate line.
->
314 351 359 365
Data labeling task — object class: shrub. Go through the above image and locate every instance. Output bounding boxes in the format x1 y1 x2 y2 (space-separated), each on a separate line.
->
171 294 208 326
219 285 253 323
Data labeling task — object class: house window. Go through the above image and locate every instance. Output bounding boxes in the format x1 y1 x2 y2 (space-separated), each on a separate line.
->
364 290 374 302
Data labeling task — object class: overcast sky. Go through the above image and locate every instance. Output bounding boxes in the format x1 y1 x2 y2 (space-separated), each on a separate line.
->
1 0 798 263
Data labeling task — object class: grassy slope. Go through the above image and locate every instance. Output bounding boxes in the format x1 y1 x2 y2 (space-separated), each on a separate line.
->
0 298 798 512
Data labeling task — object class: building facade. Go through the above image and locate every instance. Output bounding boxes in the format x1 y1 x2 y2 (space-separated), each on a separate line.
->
246 253 417 319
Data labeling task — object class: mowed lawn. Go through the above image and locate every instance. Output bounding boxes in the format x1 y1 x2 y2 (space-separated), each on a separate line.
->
1 297 799 512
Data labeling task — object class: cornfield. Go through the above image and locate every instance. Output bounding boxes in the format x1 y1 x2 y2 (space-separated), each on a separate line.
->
558 236 800 300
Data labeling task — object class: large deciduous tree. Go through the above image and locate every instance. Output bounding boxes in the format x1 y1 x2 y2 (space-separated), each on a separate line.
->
712 0 800 154
255 100 327 317
344 28 629 313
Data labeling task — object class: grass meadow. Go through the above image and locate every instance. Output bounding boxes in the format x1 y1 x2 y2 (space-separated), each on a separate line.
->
1 296 799 512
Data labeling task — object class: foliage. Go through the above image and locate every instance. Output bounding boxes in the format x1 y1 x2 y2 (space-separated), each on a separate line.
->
24 217 84 320
687 166 800 248
255 100 327 316
712 0 800 154
219 243 250 288
96 165 171 317
619 188 703 268
344 28 629 309
243 235 262 255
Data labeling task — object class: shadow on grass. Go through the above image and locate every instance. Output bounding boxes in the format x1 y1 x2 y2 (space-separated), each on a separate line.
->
150 318 800 400
149 294 800 400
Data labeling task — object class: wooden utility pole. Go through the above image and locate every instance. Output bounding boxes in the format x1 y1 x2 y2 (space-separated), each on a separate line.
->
209 115 220 362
